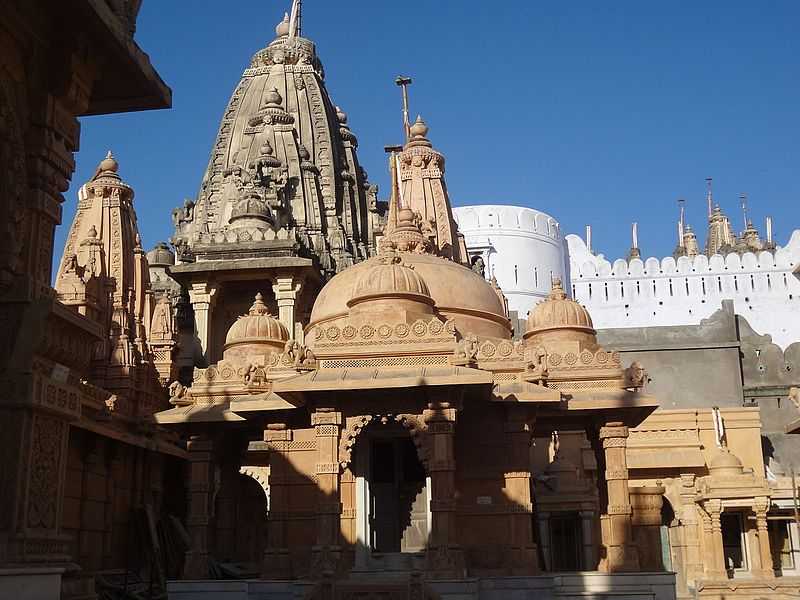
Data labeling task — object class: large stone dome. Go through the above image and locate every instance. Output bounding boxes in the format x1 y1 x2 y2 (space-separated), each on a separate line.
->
524 279 595 347
224 293 289 361
309 252 511 339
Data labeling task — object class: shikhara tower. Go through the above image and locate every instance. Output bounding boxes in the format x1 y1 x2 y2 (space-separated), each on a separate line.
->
171 11 385 276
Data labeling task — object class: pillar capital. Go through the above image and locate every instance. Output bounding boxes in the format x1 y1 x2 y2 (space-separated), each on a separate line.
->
188 281 218 304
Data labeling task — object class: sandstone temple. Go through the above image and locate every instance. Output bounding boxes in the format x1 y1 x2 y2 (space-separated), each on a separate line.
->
1 2 799 600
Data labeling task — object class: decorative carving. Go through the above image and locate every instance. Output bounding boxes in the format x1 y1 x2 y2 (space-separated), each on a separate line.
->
168 380 193 406
624 361 648 390
452 333 478 365
523 345 548 383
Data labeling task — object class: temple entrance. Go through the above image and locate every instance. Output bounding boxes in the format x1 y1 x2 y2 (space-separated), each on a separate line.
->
354 423 430 570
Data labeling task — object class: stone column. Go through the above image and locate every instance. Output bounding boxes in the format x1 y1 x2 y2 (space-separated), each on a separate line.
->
702 499 726 579
599 422 639 572
272 275 302 340
580 510 597 570
630 485 666 570
504 407 539 574
753 497 774 578
184 435 214 579
311 409 343 575
188 282 217 360
262 423 292 579
424 405 464 578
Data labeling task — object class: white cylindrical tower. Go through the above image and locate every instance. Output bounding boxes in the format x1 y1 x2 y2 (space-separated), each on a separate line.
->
453 204 567 318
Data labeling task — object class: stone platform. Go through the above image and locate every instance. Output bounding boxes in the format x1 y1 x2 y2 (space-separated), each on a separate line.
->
167 571 676 600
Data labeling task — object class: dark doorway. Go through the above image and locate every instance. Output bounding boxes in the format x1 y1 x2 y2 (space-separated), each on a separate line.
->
550 512 583 571
369 436 427 553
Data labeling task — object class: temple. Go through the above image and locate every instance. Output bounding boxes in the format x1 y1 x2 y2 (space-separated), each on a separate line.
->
3 2 800 600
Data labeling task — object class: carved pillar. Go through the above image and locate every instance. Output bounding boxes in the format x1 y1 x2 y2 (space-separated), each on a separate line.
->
598 422 639 572
580 510 597 570
188 282 217 360
753 497 774 578
311 409 342 575
702 499 726 579
183 435 214 579
630 485 665 570
424 404 464 578
504 407 538 574
272 275 302 340
262 423 292 579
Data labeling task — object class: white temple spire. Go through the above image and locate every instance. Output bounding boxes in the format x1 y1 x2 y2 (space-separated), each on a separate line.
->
740 192 749 228
706 177 713 219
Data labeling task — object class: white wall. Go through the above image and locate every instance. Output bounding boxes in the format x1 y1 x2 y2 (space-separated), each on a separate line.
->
454 204 800 349
453 205 567 317
567 231 800 349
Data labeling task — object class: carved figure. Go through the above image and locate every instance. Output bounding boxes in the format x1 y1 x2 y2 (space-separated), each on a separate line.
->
454 334 479 362
168 381 192 406
150 295 173 340
624 361 648 390
524 345 548 382
63 254 79 275
471 255 486 278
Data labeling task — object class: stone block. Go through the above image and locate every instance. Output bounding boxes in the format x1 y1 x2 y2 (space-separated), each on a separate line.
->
0 567 64 600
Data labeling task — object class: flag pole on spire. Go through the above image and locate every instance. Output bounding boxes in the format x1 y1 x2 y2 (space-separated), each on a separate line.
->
395 76 413 141
288 0 302 38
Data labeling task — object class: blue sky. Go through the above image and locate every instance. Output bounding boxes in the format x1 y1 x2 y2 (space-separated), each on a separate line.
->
58 0 800 271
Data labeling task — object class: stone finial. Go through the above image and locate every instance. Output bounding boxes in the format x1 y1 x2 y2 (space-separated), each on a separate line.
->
409 115 429 139
99 150 118 173
249 292 269 316
276 12 290 37
91 150 120 181
549 278 567 300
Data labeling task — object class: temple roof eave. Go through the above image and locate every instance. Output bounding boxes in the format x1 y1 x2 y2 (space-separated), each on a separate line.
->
153 402 247 424
271 365 494 395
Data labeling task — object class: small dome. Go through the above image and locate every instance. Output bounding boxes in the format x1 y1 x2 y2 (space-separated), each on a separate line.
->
708 445 744 477
348 255 433 308
525 279 595 338
275 12 290 37
225 293 289 352
147 242 174 267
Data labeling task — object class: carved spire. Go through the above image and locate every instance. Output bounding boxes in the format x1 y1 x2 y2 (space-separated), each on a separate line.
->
56 153 159 396
396 115 467 263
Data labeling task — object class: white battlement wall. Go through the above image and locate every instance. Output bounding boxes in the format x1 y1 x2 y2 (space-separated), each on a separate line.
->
567 230 800 349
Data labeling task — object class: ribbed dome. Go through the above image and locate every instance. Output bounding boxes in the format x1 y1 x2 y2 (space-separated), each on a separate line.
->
525 279 595 337
147 242 174 267
309 252 512 339
225 293 289 351
707 446 744 477
348 255 432 308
